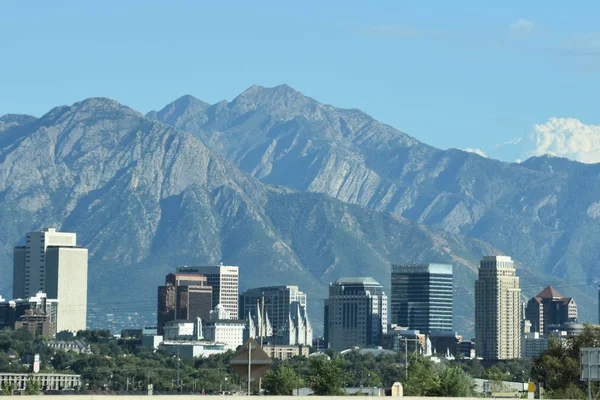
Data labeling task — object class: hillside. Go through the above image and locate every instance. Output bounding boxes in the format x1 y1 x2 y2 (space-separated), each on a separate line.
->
149 85 600 323
0 97 527 335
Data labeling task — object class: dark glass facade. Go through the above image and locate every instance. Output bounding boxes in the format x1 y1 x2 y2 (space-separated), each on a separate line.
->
391 264 453 333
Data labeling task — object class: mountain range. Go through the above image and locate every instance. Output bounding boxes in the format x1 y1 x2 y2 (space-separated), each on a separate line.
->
0 85 597 336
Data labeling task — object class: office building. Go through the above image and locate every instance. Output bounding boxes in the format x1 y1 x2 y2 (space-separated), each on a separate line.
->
391 264 453 333
177 265 239 319
324 277 387 351
0 292 58 337
525 285 577 335
157 273 212 334
475 256 521 360
203 306 245 350
240 285 312 345
13 228 87 333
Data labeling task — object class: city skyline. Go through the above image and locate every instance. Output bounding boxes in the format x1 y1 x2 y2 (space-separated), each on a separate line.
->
0 227 596 360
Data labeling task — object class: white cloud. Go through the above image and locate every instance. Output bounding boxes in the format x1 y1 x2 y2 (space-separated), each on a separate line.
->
509 19 535 39
495 137 523 148
461 148 487 158
562 33 600 53
504 137 522 145
529 117 600 163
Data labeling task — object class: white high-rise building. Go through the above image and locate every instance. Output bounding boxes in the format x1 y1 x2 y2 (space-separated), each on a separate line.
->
475 256 521 360
13 228 88 333
177 265 239 319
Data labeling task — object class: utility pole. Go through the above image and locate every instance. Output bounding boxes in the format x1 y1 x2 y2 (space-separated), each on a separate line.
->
176 344 181 391
404 337 408 379
258 292 265 394
587 351 592 400
247 342 252 396
260 292 265 348
401 336 420 380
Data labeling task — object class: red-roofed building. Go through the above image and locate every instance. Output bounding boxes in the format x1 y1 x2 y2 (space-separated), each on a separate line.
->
525 285 578 335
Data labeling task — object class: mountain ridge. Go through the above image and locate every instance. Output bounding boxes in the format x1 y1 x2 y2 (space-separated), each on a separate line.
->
150 85 600 325
0 95 541 336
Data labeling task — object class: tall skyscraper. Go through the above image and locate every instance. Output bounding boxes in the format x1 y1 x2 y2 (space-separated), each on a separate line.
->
13 228 77 299
324 277 387 351
157 273 213 334
525 285 577 335
475 256 521 360
177 265 239 319
391 264 453 333
13 228 88 333
240 285 312 345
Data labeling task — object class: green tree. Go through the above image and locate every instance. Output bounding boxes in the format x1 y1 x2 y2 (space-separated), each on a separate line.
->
0 382 15 395
532 325 600 399
484 365 511 392
403 354 440 396
433 366 476 397
307 356 345 395
262 365 298 395
24 377 41 395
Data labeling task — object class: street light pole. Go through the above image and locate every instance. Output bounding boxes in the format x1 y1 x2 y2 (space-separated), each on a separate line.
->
259 293 265 395
247 342 252 396
401 336 420 380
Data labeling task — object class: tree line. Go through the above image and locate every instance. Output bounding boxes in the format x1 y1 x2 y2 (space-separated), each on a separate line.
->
1 325 600 397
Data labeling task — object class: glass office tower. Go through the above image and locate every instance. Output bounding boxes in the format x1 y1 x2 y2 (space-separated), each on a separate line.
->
391 264 453 333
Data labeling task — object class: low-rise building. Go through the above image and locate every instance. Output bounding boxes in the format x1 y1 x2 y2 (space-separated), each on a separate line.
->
263 344 309 360
203 319 245 351
0 372 81 391
46 339 91 354
429 331 462 356
163 319 203 341
456 341 476 359
160 340 227 360
200 304 245 350
0 292 58 337
381 325 425 353
142 334 163 350
521 332 550 359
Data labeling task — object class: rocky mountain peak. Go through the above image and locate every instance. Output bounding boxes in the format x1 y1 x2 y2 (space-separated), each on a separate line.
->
520 154 600 176
0 114 37 125
0 114 37 134
228 84 318 116
147 94 210 123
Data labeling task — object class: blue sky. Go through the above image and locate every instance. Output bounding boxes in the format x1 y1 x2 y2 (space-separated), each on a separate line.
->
2 1 600 162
